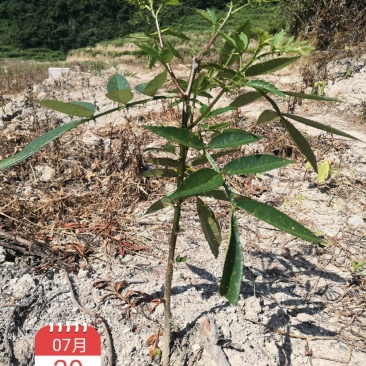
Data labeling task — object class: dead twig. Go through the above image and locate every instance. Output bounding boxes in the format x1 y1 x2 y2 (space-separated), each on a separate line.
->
63 270 114 366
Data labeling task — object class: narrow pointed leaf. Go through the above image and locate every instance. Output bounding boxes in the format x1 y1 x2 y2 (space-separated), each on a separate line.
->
140 169 178 178
164 28 190 40
271 30 285 48
36 100 95 117
144 157 179 168
236 198 325 244
135 43 161 61
146 196 174 214
282 113 359 140
222 154 292 175
0 118 86 171
257 110 279 124
143 126 204 149
246 80 286 98
282 118 318 172
196 198 221 258
283 91 342 102
230 91 263 108
219 211 243 305
207 106 236 118
136 70 167 96
199 122 232 131
246 57 300 77
196 9 214 24
169 168 224 199
208 130 262 149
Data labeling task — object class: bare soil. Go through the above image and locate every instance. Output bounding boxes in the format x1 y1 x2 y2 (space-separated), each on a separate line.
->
0 54 365 366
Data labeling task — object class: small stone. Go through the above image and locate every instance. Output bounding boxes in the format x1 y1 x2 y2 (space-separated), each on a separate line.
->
348 215 364 228
35 165 56 182
9 274 36 298
192 344 201 351
296 313 315 323
82 131 100 146
78 269 90 279
0 247 6 262
244 296 262 322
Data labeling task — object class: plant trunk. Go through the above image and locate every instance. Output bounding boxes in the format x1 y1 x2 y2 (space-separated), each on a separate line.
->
162 201 181 366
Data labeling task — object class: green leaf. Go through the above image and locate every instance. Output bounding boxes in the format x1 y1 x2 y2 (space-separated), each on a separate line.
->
196 9 214 24
176 255 187 263
146 196 174 214
35 100 95 117
189 150 237 167
271 30 285 48
282 113 360 140
0 118 86 171
136 70 167 96
164 28 190 40
230 91 263 108
199 122 232 131
206 106 236 118
283 91 342 102
257 110 279 124
106 73 133 104
236 198 325 244
135 43 161 61
246 57 300 77
208 130 262 149
196 198 221 258
318 161 332 184
140 169 178 178
282 118 318 172
161 0 180 5
143 126 204 149
106 90 134 104
222 154 292 175
161 48 174 63
107 73 131 93
144 157 179 168
169 168 224 199
219 211 243 305
246 80 286 98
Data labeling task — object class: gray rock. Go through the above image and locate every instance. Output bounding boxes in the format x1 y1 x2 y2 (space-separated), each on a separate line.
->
0 247 6 262
35 165 56 182
244 296 262 322
82 131 100 146
9 274 36 298
348 215 364 228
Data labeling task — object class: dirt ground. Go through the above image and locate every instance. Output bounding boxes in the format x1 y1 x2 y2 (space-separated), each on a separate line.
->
0 53 365 366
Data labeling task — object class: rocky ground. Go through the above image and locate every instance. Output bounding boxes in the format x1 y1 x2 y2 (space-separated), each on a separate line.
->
0 53 365 366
